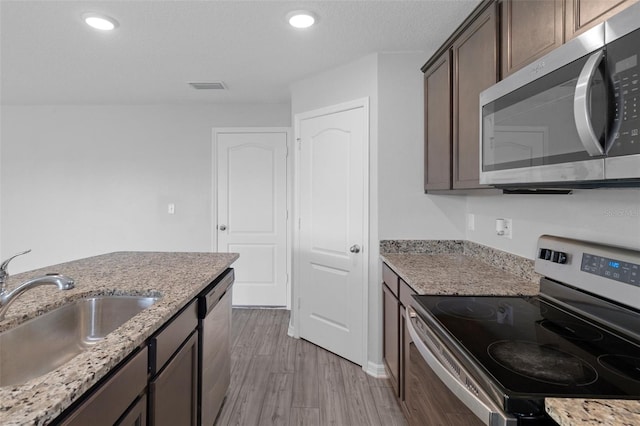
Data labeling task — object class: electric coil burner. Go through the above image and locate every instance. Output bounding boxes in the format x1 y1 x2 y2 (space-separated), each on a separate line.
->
408 235 640 425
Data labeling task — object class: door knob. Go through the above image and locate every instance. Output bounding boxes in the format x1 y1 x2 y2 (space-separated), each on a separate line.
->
219 224 227 231
350 244 361 254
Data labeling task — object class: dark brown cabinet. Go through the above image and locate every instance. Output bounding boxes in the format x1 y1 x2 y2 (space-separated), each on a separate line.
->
566 0 638 40
148 300 199 426
381 263 416 415
452 4 498 189
149 332 198 426
422 2 497 191
60 347 148 426
423 52 452 192
382 263 400 396
501 0 564 77
118 395 147 426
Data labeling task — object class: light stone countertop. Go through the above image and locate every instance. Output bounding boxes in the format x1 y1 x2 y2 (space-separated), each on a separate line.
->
380 253 540 296
381 250 640 426
545 398 640 426
0 251 238 426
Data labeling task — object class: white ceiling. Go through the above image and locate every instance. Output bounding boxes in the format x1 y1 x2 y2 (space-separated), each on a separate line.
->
1 0 480 105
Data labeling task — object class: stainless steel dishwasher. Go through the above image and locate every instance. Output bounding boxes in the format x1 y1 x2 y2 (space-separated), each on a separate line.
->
198 268 233 426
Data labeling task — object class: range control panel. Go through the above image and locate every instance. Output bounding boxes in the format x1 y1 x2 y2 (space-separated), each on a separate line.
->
535 235 640 312
581 253 640 286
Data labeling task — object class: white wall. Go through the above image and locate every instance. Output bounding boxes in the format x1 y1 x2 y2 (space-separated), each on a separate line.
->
0 104 290 273
377 52 466 240
466 189 640 258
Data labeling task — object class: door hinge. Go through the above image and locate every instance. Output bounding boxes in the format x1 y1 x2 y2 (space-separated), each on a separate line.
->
297 138 301 150
298 218 301 229
297 297 301 310
285 145 289 157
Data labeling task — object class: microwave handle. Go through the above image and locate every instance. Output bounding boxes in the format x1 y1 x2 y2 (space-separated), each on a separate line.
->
574 50 606 156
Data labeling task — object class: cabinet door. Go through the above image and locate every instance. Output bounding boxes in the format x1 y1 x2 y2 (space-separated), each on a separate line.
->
149 332 198 426
501 0 564 77
566 0 639 40
424 51 452 191
117 394 147 426
452 3 498 189
382 283 400 396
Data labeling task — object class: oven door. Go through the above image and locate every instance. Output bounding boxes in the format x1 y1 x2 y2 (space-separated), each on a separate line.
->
479 24 609 187
406 307 516 426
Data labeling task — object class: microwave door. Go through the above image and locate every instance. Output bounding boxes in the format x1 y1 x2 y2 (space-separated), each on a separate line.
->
480 51 607 186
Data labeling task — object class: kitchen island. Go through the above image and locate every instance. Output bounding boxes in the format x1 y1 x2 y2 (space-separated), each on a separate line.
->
0 251 238 426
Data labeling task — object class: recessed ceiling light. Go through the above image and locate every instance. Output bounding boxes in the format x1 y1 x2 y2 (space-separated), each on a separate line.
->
287 11 317 29
83 13 119 31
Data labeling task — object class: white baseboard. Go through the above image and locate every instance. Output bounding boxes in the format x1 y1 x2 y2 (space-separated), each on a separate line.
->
287 323 296 338
363 361 388 379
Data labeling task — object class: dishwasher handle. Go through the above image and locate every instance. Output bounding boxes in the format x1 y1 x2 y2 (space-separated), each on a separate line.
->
199 268 234 318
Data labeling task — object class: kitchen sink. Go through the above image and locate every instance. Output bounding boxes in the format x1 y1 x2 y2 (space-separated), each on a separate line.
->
0 295 158 387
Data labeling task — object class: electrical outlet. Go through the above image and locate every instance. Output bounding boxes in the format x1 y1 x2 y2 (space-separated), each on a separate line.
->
168 203 175 215
496 218 512 239
467 213 475 231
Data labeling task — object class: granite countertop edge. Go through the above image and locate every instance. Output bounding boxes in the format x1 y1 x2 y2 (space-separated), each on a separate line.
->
0 251 238 426
379 249 640 426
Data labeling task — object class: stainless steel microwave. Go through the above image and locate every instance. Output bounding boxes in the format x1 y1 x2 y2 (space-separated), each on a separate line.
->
479 3 640 189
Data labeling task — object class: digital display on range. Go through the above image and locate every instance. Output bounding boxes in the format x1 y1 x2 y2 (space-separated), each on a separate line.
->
581 253 639 286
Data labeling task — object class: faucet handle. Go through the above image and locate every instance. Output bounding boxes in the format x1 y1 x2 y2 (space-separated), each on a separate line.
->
0 249 32 279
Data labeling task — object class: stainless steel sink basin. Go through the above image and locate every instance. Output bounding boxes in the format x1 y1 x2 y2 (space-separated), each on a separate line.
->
0 295 158 386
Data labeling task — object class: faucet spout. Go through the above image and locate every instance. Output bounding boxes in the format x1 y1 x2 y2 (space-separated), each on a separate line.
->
0 250 75 320
0 274 75 320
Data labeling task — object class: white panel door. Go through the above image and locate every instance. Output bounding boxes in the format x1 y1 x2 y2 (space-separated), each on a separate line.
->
297 102 367 366
216 130 288 306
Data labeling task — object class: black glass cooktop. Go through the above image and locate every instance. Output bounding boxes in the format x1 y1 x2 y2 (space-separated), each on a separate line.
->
412 294 640 399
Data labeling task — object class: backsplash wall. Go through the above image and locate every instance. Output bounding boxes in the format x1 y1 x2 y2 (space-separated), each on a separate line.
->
465 189 640 259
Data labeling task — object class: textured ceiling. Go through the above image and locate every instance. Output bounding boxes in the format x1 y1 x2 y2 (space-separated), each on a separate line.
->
0 0 480 105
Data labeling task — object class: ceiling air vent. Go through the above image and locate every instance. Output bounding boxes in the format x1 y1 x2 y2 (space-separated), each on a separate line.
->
188 81 227 90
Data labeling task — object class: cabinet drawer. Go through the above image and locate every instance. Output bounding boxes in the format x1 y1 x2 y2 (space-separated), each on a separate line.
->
399 279 416 308
61 346 148 426
382 263 399 297
150 300 198 375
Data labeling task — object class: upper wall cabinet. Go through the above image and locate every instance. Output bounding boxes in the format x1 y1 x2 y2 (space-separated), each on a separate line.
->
423 2 497 192
423 52 451 192
501 0 563 77
422 0 639 193
452 4 498 189
565 0 639 40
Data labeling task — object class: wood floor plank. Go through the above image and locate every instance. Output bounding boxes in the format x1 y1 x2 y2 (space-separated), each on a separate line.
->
225 355 274 426
219 309 409 426
271 317 296 374
317 348 352 425
257 373 293 426
291 339 319 408
288 408 320 426
370 385 409 426
339 357 383 426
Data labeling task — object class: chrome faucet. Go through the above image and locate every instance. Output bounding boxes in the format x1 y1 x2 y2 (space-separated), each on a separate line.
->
0 250 75 320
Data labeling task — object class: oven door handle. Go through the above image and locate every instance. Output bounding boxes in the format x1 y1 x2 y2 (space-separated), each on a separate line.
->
406 308 516 426
574 49 606 157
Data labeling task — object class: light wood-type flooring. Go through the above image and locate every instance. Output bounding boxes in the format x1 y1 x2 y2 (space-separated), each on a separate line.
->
214 308 408 426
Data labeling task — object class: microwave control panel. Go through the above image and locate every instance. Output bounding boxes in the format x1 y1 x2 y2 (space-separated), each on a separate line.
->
609 28 640 156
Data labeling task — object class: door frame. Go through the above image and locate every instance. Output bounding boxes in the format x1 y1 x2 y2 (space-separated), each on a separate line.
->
291 98 370 367
211 127 293 309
